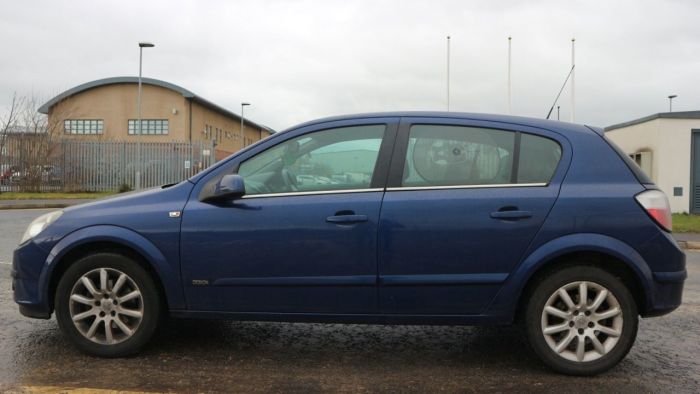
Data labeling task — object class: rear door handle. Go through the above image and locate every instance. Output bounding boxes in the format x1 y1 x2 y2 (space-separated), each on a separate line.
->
490 210 532 220
326 214 368 224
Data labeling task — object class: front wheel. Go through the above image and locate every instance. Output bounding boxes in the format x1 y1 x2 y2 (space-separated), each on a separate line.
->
524 265 638 375
55 252 161 357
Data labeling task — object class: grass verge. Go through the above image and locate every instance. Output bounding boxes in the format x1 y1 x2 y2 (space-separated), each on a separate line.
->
0 191 116 200
672 213 700 233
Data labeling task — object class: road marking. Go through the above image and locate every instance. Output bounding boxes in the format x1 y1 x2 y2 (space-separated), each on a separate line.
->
17 386 157 393
0 261 11 265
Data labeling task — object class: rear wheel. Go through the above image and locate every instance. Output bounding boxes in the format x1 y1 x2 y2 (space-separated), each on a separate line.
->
524 265 638 375
55 253 161 357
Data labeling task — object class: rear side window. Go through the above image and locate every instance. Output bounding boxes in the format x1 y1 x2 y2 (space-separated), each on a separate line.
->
402 125 561 187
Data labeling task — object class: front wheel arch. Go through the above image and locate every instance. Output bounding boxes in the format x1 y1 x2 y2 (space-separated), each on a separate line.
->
48 241 169 316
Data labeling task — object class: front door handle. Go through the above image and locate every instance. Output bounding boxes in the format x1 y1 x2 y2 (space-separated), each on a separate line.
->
326 214 368 224
490 210 532 220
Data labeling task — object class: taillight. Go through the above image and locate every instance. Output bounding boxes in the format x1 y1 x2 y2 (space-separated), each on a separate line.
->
635 190 672 232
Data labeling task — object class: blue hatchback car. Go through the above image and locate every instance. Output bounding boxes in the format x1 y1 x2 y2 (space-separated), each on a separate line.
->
13 112 686 375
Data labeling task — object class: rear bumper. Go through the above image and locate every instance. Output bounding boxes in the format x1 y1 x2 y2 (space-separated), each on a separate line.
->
643 269 686 317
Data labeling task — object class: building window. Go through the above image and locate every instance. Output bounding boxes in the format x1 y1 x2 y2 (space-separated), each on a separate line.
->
128 119 169 135
629 151 652 178
204 124 211 139
64 119 103 135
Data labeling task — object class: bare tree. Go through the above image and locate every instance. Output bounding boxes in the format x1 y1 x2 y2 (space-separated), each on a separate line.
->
4 94 67 192
0 93 24 192
0 93 22 141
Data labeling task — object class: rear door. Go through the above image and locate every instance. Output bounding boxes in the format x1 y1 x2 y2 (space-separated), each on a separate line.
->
378 117 570 315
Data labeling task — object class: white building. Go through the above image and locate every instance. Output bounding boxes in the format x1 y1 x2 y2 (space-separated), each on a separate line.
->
605 111 700 213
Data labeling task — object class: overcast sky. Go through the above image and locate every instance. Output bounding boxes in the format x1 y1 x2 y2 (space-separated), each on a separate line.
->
1 0 698 131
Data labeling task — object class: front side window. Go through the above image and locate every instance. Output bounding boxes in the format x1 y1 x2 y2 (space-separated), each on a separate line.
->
402 125 561 187
238 125 385 195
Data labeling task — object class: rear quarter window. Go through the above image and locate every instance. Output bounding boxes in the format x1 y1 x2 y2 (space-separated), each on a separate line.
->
518 133 562 183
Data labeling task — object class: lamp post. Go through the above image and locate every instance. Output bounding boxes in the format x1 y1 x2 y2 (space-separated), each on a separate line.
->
507 36 512 114
570 38 575 123
136 41 154 189
668 95 677 112
446 35 450 112
240 102 250 149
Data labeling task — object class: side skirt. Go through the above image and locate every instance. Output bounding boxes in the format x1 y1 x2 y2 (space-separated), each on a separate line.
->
169 310 511 326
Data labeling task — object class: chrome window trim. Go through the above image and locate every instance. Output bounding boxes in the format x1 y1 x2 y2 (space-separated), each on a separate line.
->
240 183 548 198
386 182 547 192
241 188 384 199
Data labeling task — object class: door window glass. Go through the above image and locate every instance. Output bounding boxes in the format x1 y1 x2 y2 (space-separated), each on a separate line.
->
518 133 562 183
403 125 515 186
402 125 562 187
238 125 385 195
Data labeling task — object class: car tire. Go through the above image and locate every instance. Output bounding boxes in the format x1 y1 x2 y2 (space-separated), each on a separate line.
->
523 265 638 375
54 252 161 357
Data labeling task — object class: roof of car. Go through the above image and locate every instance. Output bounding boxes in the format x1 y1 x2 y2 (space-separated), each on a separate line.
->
282 111 595 136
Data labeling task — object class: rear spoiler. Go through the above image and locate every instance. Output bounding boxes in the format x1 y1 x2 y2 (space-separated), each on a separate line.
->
585 125 605 136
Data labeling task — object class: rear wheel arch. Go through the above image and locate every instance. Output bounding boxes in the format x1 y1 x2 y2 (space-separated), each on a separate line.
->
516 250 647 320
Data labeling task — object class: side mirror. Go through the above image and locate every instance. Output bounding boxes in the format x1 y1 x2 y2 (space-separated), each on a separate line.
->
203 174 246 201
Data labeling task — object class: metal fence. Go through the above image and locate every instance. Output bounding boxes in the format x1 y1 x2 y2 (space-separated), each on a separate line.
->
0 138 215 192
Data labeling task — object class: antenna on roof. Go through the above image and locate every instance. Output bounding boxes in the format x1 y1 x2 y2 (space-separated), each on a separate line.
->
545 64 575 120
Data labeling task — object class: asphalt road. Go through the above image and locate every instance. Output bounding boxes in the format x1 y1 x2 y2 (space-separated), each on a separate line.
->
0 209 698 393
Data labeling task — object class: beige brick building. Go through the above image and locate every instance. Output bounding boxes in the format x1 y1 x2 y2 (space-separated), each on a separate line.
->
39 77 274 160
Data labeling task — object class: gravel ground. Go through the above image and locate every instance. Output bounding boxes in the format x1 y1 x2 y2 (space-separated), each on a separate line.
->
0 209 697 393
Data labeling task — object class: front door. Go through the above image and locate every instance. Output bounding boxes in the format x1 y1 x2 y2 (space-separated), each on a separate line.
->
378 118 567 315
180 121 397 314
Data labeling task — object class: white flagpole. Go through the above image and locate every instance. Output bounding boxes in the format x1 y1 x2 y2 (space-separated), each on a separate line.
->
571 38 576 122
508 36 512 114
446 35 451 112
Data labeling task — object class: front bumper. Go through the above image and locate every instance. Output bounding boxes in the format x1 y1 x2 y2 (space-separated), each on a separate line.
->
12 240 52 319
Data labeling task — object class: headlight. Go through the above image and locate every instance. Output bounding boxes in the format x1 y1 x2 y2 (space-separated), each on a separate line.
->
20 210 63 244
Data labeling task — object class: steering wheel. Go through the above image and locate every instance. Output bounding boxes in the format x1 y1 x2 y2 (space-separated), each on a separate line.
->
281 168 298 192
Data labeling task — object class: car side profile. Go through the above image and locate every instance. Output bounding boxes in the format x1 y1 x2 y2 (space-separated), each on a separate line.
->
12 112 686 375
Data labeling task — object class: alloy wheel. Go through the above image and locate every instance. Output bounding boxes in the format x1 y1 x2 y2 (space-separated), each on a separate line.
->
540 281 623 363
68 267 144 345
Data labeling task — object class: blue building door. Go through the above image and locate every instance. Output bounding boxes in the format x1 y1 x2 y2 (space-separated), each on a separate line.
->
691 130 700 213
